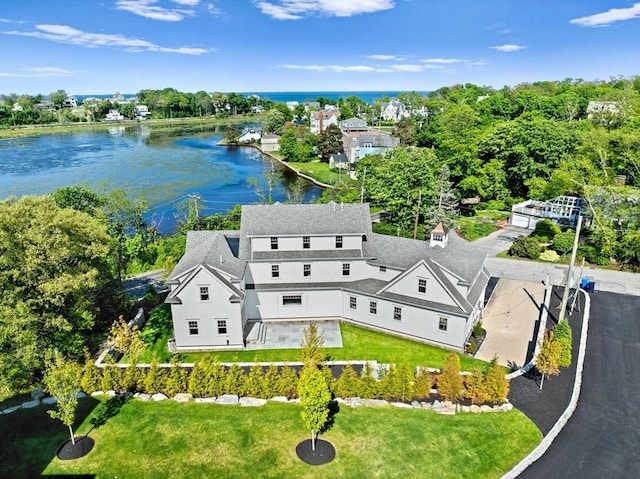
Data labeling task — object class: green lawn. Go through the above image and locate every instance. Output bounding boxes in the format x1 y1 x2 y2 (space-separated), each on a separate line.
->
2 397 541 479
135 307 494 372
456 210 509 241
286 160 343 185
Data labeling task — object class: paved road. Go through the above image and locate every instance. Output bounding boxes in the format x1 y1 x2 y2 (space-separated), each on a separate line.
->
518 291 640 478
121 269 167 299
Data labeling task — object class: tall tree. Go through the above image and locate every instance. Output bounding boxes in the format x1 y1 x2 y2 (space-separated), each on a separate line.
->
437 353 463 402
262 109 286 134
536 330 561 390
423 164 458 229
0 196 113 399
317 124 344 161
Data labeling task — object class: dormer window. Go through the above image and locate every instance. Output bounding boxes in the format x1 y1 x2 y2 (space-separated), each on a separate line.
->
270 237 278 250
336 235 343 248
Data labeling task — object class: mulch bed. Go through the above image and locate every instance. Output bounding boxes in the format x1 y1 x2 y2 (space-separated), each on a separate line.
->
56 436 95 460
296 438 336 465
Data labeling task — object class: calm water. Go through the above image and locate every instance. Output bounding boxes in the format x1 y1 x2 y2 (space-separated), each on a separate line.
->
0 125 322 234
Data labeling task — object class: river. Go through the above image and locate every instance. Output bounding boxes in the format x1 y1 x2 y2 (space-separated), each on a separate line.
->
0 124 323 234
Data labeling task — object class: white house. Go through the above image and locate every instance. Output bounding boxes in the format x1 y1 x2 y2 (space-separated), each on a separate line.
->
238 129 262 143
381 100 410 122
509 196 586 229
134 105 151 119
310 110 340 134
166 203 489 353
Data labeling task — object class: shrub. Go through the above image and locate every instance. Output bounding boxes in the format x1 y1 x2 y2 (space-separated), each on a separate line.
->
142 358 166 395
533 219 561 240
413 369 433 399
165 356 188 397
202 357 226 397
466 341 477 355
539 250 560 262
358 362 378 399
464 368 488 405
262 364 280 399
472 321 484 338
552 230 576 255
244 364 265 398
81 353 102 394
188 359 207 397
483 357 510 403
223 364 246 396
553 319 572 368
437 354 463 402
277 366 299 399
101 356 122 392
335 364 360 398
509 236 542 259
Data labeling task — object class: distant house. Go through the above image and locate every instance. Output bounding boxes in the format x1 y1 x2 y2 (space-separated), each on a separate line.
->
340 117 368 132
509 196 586 229
342 130 399 164
381 99 410 122
238 129 262 143
303 101 320 111
165 202 489 352
134 105 151 119
329 153 349 170
62 96 77 108
260 133 280 152
105 109 125 121
286 101 299 111
310 110 340 134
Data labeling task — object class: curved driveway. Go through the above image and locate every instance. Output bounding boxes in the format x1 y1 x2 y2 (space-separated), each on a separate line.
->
519 291 640 478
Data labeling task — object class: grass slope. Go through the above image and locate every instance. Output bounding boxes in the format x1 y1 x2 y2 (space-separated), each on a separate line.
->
2 398 541 479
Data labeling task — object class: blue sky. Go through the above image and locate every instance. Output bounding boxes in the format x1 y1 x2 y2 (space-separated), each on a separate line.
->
0 1 638 95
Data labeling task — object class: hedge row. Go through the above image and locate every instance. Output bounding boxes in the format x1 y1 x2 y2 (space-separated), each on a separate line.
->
81 355 510 405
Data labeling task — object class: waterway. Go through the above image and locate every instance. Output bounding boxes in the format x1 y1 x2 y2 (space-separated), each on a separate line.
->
0 124 322 234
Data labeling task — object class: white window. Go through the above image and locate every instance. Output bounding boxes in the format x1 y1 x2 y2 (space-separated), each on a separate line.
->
303 236 310 249
393 306 402 321
271 265 279 278
188 320 199 335
342 263 350 276
283 295 302 305
439 317 448 332
336 235 343 248
432 234 444 242
199 286 209 301
349 296 357 309
270 236 278 250
303 264 311 277
418 278 427 294
217 320 227 335
369 301 377 315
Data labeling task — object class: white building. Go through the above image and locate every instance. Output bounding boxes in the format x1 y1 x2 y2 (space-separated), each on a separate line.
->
509 196 586 229
310 110 340 134
166 203 489 352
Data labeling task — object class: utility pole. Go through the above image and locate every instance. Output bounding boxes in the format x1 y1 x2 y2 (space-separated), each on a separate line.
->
413 190 422 240
360 167 367 203
558 215 583 322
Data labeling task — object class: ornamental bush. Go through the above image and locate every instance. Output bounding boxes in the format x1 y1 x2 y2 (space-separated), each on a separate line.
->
553 319 572 368
533 219 561 240
509 236 542 259
552 230 576 255
539 249 560 262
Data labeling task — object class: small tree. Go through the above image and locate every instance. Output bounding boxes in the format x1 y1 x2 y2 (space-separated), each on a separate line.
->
335 364 360 399
224 364 246 396
464 367 488 405
483 356 510 403
437 353 463 402
202 356 226 397
277 366 299 399
414 368 433 400
44 352 82 445
300 322 327 368
298 365 331 451
245 364 265 398
262 364 280 399
143 357 166 394
553 319 573 368
536 330 561 390
165 356 188 397
188 359 207 397
358 362 378 399
396 361 415 403
80 351 102 394
509 236 542 259
109 316 140 356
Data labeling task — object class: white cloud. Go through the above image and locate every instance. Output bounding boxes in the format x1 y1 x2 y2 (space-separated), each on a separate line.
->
115 0 196 21
0 66 77 78
570 3 640 27
207 3 221 15
254 0 394 20
423 58 462 64
490 44 527 52
466 60 487 67
0 18 25 24
278 62 444 73
367 54 405 61
4 24 209 55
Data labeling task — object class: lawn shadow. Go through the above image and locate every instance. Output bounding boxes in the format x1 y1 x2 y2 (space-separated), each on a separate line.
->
87 393 133 434
0 395 101 478
319 399 340 436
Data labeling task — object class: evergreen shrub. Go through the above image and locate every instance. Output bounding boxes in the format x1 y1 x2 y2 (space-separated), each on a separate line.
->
509 236 542 259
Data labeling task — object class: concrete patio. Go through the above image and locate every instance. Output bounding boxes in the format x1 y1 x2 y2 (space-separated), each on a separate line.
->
244 320 343 350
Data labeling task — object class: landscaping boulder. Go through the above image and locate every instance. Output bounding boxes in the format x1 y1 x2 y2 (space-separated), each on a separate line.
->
470 405 481 413
194 397 217 403
152 393 168 401
105 390 117 397
2 406 21 414
21 399 40 409
461 405 471 413
91 391 105 396
363 399 388 407
216 394 239 405
173 393 193 403
501 403 514 412
411 400 421 409
240 397 267 407
75 392 87 399
31 386 45 400
42 396 57 405
480 405 493 413
421 402 432 410
391 402 413 409
138 393 152 401
269 396 288 403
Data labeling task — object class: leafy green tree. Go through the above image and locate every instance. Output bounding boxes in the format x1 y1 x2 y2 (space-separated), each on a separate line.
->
44 351 83 445
53 185 107 215
392 117 417 146
244 364 265 398
552 230 576 255
0 196 113 398
298 365 331 451
423 164 459 230
277 366 299 399
317 124 344 161
509 236 542 259
413 369 433 399
464 367 488 405
223 125 240 144
48 89 67 109
223 363 245 396
80 351 102 394
278 127 298 162
533 219 561 240
262 364 280 398
202 357 226 397
262 109 286 134
437 353 463 402
143 358 166 395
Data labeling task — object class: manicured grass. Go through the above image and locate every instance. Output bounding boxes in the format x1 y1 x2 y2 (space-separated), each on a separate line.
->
456 211 509 241
287 160 343 185
134 306 494 372
2 397 541 478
